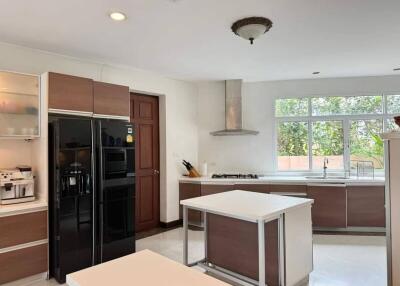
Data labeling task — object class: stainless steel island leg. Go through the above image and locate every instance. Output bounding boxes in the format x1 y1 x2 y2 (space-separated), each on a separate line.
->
258 219 266 286
278 214 286 286
183 206 188 266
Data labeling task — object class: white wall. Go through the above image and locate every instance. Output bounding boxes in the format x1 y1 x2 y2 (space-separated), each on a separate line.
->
198 75 400 174
0 42 198 223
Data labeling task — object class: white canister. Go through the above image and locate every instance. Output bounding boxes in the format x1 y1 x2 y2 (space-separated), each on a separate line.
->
200 162 208 177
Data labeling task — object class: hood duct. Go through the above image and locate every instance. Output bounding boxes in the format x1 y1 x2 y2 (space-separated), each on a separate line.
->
210 80 259 136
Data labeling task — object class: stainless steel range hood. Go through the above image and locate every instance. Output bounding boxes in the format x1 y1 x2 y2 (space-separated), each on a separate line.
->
210 80 259 136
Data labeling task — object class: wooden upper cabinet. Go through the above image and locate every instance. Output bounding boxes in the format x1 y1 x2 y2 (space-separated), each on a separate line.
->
48 72 94 112
93 81 130 117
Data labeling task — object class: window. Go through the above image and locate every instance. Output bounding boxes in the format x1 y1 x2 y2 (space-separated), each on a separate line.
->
275 98 308 117
350 119 384 169
275 95 397 172
277 121 309 170
387 94 400 114
312 121 344 169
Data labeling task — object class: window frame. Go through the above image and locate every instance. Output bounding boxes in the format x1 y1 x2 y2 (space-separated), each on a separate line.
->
274 93 399 173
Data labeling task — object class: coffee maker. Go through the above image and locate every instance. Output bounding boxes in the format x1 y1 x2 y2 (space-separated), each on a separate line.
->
0 166 35 205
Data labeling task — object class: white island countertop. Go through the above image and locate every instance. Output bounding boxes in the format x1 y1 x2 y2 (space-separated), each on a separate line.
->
67 249 229 286
180 175 385 186
180 190 314 222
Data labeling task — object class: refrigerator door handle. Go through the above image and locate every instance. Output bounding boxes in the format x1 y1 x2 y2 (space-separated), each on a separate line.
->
91 120 96 266
98 120 105 263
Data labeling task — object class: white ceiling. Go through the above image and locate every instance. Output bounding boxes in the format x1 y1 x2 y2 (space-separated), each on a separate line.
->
0 0 399 82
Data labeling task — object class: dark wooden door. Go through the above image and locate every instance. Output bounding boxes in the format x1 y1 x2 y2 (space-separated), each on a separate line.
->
130 93 160 232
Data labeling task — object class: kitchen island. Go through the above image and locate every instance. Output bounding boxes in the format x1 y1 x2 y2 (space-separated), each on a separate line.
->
181 190 314 286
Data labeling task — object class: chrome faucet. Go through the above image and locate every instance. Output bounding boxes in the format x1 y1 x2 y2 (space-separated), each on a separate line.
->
323 157 329 179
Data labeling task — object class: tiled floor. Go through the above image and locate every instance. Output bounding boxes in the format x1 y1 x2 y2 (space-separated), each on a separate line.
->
26 228 386 286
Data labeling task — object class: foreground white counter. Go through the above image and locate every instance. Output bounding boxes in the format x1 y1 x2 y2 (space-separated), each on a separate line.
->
181 190 314 286
66 249 229 286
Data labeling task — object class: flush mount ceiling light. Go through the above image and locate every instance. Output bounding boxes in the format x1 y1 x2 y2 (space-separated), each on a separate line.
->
109 12 127 21
231 17 273 45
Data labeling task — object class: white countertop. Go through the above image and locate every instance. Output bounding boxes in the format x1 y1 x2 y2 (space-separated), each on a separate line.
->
0 200 48 217
180 190 314 222
66 249 229 286
179 175 385 186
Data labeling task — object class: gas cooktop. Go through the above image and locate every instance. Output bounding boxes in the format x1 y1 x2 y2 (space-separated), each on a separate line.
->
211 174 259 179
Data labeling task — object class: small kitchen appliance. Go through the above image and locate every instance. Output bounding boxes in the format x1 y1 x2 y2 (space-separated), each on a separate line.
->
0 166 35 205
211 174 259 179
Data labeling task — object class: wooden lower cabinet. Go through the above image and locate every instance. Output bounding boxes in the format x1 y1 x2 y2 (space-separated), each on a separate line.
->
269 184 307 196
207 214 279 286
0 244 48 284
347 186 385 227
179 182 385 230
179 183 202 225
0 211 47 249
308 184 347 228
201 184 233 196
235 184 269 193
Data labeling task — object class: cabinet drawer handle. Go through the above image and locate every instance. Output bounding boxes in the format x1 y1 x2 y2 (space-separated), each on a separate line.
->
270 192 308 197
307 183 346 187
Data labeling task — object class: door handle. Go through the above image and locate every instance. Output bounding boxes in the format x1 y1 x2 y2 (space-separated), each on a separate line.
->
154 170 160 175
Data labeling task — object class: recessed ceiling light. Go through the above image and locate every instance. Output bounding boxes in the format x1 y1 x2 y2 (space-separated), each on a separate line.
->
312 72 320 75
109 12 127 21
393 68 400 71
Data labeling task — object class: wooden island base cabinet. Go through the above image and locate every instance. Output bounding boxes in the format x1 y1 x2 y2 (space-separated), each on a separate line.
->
207 214 279 286
181 191 313 286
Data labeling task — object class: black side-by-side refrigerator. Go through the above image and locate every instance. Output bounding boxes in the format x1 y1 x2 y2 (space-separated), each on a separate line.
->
49 116 135 283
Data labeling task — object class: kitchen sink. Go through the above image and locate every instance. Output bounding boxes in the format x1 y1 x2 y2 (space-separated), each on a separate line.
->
305 176 348 180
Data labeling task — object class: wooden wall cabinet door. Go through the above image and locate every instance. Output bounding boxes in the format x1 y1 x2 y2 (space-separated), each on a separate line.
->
307 184 347 228
201 184 233 196
347 186 385 227
179 183 202 225
234 184 270 193
48 72 93 113
94 81 130 117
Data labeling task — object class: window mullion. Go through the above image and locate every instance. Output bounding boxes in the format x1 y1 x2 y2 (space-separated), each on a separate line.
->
343 119 350 174
308 98 313 170
308 120 313 171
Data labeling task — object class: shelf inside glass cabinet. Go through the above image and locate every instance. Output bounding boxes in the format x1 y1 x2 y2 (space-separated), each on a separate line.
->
0 71 40 137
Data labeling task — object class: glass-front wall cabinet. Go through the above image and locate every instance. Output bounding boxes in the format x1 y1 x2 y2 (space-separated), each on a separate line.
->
0 71 40 138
